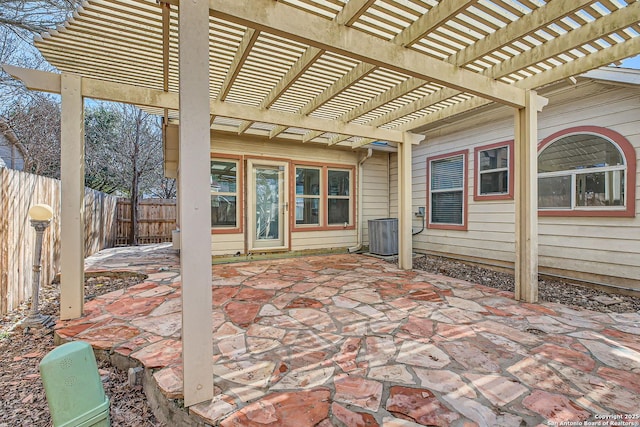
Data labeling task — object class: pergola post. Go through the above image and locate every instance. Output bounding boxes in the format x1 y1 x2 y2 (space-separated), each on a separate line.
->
397 133 413 270
514 90 539 302
179 0 214 407
59 73 85 320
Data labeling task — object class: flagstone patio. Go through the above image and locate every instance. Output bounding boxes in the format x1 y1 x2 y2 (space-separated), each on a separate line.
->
56 244 640 426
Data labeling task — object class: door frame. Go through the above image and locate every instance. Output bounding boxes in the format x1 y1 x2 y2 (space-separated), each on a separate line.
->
246 158 291 252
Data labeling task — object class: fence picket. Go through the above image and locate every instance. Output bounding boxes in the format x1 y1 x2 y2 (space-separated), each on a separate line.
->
115 198 177 245
0 168 118 315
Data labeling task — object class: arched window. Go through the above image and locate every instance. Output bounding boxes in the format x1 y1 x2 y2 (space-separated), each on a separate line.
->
537 126 636 217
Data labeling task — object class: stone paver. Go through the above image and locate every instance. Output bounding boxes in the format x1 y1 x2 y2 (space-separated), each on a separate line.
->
54 244 640 426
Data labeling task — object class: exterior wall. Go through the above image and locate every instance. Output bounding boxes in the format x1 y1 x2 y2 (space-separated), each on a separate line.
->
398 81 640 290
0 134 24 170
209 133 389 255
361 152 390 246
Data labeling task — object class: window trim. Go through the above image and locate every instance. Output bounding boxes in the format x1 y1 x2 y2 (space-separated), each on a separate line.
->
473 140 514 201
426 150 468 230
293 165 323 228
291 161 356 231
537 126 636 218
210 153 244 234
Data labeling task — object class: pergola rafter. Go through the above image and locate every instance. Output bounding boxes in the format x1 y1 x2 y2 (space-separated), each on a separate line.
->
403 15 640 131
276 0 476 135
30 0 639 145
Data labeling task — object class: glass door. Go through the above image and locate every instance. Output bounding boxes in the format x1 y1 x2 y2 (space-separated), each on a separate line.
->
247 159 289 250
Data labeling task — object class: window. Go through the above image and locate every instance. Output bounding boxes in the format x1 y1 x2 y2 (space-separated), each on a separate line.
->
427 151 467 230
328 169 351 225
293 164 354 230
295 167 321 225
474 141 514 200
211 158 241 230
538 126 635 217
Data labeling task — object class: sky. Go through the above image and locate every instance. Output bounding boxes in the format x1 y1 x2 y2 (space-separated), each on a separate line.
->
620 54 640 69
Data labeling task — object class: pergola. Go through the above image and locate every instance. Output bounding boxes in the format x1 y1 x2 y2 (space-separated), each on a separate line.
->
4 0 639 406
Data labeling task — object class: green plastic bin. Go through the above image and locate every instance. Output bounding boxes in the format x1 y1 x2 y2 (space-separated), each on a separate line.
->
39 341 110 427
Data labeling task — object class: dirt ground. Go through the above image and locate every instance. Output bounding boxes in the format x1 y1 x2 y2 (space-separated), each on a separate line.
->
0 274 163 427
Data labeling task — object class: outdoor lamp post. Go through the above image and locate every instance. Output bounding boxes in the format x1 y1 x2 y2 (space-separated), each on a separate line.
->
20 204 55 329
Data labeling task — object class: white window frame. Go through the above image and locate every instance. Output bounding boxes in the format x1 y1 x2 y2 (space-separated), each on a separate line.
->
210 158 240 229
294 166 322 227
327 167 353 226
538 132 627 212
478 145 510 196
428 151 467 229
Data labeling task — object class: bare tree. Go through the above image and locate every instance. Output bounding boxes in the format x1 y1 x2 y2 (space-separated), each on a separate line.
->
0 0 79 91
0 0 79 33
1 94 61 177
148 176 177 199
84 102 168 244
0 0 87 169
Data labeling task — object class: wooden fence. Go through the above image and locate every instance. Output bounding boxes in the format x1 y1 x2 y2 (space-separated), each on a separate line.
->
115 198 177 246
0 168 118 314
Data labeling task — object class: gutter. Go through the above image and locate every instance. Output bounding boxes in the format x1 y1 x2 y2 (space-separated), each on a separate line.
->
348 148 373 253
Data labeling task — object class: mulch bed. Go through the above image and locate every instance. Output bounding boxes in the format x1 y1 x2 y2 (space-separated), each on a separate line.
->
0 274 163 427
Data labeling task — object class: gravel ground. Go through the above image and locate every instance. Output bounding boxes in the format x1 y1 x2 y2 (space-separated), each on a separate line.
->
412 254 640 313
0 274 163 427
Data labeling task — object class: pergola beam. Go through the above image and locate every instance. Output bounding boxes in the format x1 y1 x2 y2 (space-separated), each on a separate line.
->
393 0 477 47
450 0 596 66
487 1 640 81
335 0 375 26
237 46 323 134
212 99 404 143
328 0 626 137
2 64 403 142
396 3 640 132
269 62 376 138
210 0 526 108
267 0 381 139
401 34 640 131
217 28 259 101
268 0 485 140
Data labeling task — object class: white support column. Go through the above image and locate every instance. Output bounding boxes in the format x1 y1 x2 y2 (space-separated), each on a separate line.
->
179 0 214 407
60 73 85 320
514 90 539 303
397 133 413 270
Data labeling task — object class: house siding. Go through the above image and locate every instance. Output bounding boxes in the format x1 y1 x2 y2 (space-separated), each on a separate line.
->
361 152 390 246
208 133 388 255
0 135 24 170
395 81 640 289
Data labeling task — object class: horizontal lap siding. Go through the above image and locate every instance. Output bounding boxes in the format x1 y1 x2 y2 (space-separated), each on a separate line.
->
362 152 390 245
210 133 360 255
538 84 640 285
397 82 640 288
212 133 359 164
291 230 356 250
211 233 244 256
411 116 515 264
389 154 398 218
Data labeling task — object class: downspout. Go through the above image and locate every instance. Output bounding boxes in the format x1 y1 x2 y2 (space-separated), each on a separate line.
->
349 148 373 253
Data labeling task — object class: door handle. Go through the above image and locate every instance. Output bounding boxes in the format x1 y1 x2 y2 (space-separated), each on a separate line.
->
284 202 289 212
